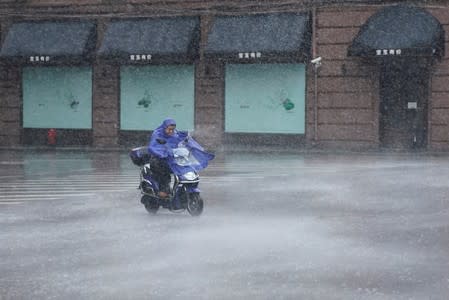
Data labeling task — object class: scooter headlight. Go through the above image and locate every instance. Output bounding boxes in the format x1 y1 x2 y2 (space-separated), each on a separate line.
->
182 171 198 181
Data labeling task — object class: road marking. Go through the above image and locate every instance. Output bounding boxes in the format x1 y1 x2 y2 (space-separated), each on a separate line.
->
0 161 25 165
0 166 270 204
0 193 95 198
0 184 137 188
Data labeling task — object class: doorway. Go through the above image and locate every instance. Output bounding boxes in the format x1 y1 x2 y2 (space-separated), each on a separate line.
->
379 59 429 149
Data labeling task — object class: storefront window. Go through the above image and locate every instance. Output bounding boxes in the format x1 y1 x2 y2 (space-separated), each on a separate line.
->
120 65 194 131
225 63 305 133
22 66 92 129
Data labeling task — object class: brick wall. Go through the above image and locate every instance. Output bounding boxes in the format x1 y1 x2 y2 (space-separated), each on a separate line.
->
428 8 449 151
313 4 449 150
195 59 224 149
92 62 119 147
312 6 380 149
0 65 21 146
92 18 119 148
194 15 224 150
1 1 449 150
1 0 306 17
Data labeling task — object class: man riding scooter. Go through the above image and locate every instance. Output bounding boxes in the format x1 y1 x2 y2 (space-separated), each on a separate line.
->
147 118 180 198
130 117 214 215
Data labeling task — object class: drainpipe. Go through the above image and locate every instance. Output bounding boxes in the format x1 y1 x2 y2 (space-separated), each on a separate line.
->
427 59 433 149
311 7 319 143
314 63 319 142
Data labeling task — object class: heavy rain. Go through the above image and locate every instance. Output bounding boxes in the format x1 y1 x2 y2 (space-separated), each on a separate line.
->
1 150 449 299
1 1 449 299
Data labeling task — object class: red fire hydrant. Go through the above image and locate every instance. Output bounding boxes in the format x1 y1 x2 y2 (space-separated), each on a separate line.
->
47 129 57 145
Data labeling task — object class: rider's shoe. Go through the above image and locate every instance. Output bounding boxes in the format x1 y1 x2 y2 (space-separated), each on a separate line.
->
158 191 169 198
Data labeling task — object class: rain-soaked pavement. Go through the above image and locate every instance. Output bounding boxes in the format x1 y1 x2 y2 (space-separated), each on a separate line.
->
0 149 449 299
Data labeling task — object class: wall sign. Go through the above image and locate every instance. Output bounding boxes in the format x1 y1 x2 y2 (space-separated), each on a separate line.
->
407 102 418 109
238 52 262 59
376 49 402 56
29 56 50 62
130 54 152 61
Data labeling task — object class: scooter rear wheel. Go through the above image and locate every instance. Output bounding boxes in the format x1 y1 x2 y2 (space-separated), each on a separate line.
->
186 193 203 216
141 195 159 214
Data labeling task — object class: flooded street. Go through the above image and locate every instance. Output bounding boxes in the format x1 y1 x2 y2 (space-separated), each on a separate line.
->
1 149 449 299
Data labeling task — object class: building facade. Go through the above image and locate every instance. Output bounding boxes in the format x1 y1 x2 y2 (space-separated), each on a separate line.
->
0 0 448 151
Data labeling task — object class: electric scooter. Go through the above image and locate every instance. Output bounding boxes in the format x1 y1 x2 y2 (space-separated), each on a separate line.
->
129 137 213 216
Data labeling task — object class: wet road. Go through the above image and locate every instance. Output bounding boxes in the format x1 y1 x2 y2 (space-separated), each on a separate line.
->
1 149 449 299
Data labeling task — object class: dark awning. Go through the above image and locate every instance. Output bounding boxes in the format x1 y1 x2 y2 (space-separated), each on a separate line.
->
204 12 311 61
348 5 445 58
0 20 96 63
98 17 200 63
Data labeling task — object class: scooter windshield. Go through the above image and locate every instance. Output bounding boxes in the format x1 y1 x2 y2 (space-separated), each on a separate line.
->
167 136 214 175
173 147 200 167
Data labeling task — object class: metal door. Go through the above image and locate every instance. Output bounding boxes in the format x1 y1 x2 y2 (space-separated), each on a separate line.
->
379 60 429 149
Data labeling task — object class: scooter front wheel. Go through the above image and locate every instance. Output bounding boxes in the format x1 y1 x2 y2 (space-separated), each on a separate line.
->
141 195 159 214
186 193 203 216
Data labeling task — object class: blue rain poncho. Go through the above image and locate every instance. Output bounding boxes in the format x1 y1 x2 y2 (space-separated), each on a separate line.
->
148 118 214 173
148 118 183 158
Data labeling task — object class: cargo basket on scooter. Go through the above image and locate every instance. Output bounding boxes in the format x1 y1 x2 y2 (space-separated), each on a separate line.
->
129 146 151 166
